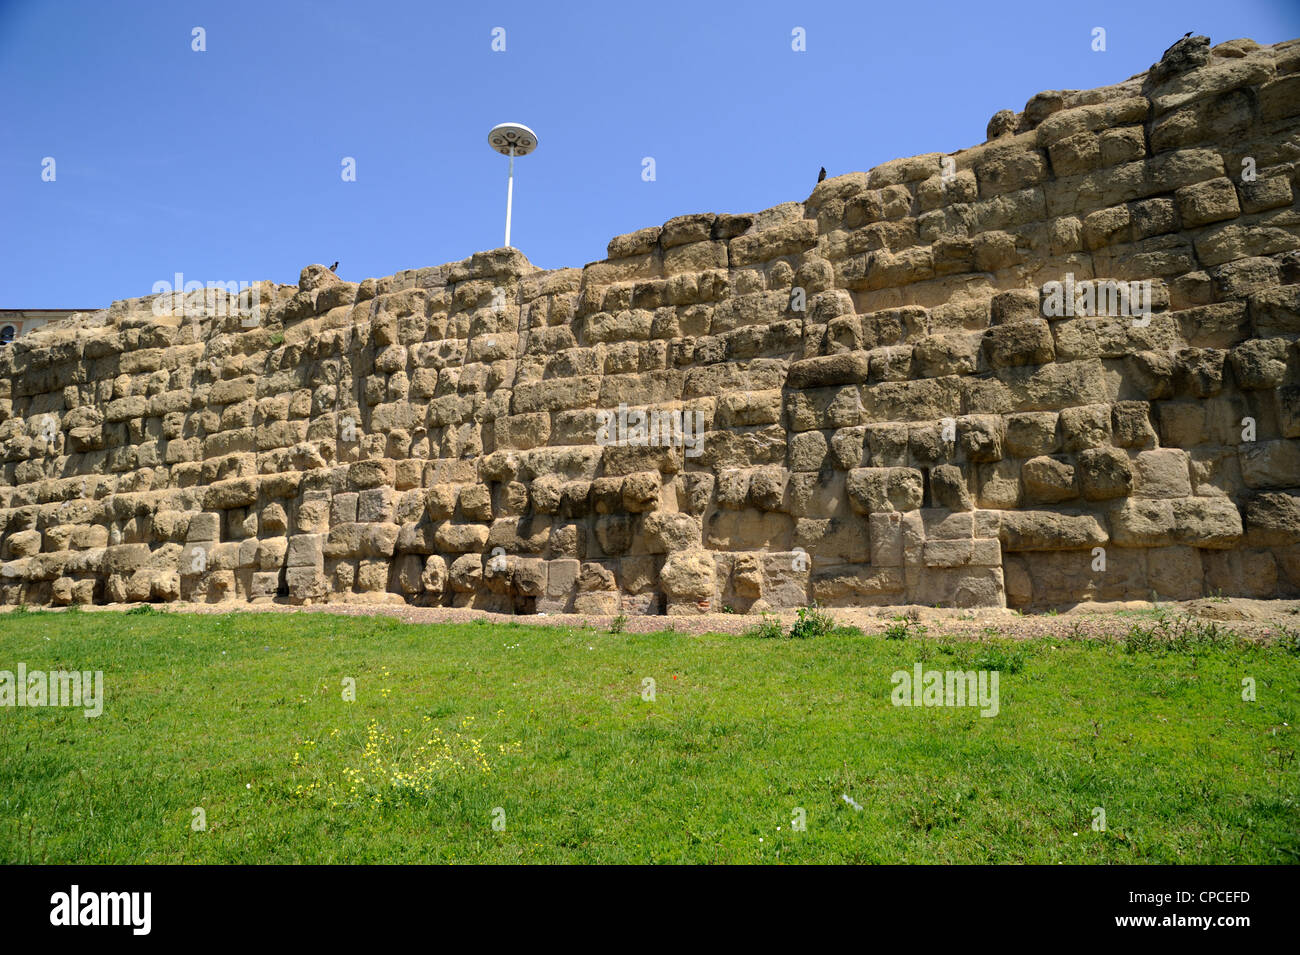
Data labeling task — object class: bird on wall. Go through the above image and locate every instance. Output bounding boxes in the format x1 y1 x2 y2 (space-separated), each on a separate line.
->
329 261 339 272
817 167 827 183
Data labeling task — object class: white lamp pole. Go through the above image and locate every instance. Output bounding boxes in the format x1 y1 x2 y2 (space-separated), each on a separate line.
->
488 123 538 249
504 147 515 247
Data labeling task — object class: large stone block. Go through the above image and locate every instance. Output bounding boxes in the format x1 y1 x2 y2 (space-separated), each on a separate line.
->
847 468 924 514
999 510 1108 551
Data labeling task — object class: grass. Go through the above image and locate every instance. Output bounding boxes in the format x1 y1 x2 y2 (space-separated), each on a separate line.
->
1 608 1297 863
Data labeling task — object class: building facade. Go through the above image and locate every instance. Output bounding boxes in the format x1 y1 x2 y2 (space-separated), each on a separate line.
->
0 309 97 345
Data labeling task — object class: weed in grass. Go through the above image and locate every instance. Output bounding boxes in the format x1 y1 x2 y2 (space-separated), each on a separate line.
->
884 620 909 640
971 645 1026 674
292 716 521 808
745 615 785 640
789 605 834 640
126 604 155 616
907 788 970 832
885 616 927 640
609 614 628 635
1277 626 1300 655
1123 611 1245 655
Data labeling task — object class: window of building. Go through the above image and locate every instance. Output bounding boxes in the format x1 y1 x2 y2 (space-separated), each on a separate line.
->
0 325 15 346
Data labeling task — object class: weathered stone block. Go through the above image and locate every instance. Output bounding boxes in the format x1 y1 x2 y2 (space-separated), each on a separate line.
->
1175 177 1241 227
847 468 924 514
999 510 1108 551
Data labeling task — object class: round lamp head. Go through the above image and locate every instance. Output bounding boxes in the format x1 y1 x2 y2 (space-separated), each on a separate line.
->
488 122 538 157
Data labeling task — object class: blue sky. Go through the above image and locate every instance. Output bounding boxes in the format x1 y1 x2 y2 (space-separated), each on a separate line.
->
2 0 1297 307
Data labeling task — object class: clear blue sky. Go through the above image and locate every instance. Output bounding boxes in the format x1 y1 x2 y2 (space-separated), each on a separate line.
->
2 0 1297 307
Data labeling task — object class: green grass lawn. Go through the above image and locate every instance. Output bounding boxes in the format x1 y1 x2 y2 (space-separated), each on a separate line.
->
1 606 1296 863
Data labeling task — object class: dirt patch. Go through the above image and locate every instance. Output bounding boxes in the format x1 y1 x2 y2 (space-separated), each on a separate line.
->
14 596 1300 641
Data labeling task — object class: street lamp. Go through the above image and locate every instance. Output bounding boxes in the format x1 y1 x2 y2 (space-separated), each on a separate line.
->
487 122 538 249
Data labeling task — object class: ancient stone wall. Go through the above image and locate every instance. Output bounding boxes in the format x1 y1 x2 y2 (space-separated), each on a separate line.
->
3 35 1300 614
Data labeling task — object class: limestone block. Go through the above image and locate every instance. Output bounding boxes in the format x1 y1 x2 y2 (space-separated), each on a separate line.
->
1004 412 1059 457
1230 338 1288 390
286 534 323 568
1203 549 1277 598
358 487 394 524
641 512 702 553
418 555 447 594
447 554 483 592
983 320 1055 368
748 467 789 512
1022 456 1078 504
1077 447 1134 501
1175 177 1241 227
285 566 327 601
1059 404 1113 451
810 566 904 606
846 467 924 514
545 558 579 599
508 557 543 596
1111 401 1157 449
913 334 979 378
434 522 489 553
958 415 1004 463
786 352 871 390
931 464 973 511
1133 449 1192 498
999 510 1108 551
204 478 257 510
660 549 716 602
621 471 661 512
457 484 493 522
1240 440 1300 489
1245 492 1300 547
976 460 1021 509
1171 497 1242 548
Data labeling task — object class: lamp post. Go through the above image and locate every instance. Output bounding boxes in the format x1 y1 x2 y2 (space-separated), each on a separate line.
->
487 122 538 249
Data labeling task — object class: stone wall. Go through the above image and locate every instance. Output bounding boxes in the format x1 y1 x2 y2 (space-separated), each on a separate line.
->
3 35 1300 614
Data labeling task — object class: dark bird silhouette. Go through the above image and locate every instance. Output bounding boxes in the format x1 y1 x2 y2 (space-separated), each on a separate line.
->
329 261 339 272
1183 31 1192 38
817 167 827 183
